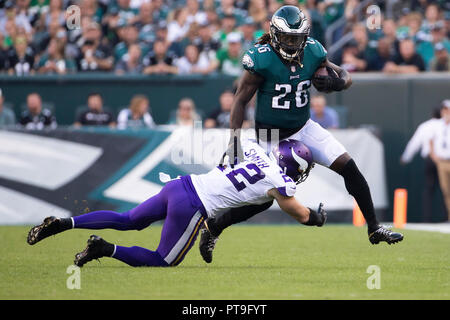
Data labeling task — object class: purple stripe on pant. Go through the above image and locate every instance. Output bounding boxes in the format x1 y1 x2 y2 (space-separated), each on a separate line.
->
72 176 207 267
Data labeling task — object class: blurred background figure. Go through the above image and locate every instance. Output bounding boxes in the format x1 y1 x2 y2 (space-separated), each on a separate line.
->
19 92 57 130
204 89 249 128
143 39 178 75
213 32 243 77
0 89 16 127
310 95 339 129
401 105 445 222
7 35 35 75
115 43 143 74
430 100 450 221
74 92 115 127
383 39 426 74
430 42 449 71
117 94 156 129
168 97 201 127
175 43 216 75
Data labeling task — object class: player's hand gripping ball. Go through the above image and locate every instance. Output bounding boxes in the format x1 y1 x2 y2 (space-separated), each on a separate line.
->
312 67 344 93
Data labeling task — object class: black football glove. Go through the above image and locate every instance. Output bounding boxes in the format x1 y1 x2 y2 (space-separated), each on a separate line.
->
219 131 243 169
313 75 346 93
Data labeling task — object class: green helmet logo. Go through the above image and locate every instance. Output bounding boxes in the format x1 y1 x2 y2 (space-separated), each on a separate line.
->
270 5 310 61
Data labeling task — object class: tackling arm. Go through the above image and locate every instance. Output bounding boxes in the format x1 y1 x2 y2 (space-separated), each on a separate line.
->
267 188 310 224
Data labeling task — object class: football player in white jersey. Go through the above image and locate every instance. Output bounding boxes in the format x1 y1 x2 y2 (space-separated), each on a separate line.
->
27 139 326 267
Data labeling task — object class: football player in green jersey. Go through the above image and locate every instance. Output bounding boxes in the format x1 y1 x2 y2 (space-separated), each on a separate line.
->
199 5 403 263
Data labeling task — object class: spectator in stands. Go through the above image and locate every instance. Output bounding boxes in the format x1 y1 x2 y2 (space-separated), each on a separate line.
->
0 0 32 37
169 97 201 127
19 93 57 130
193 22 221 61
214 14 238 48
383 38 426 73
417 21 450 69
115 43 144 74
114 24 142 62
367 38 394 71
186 0 208 26
7 35 35 75
142 39 178 75
429 100 450 221
75 22 113 72
0 33 9 72
176 44 216 75
117 94 156 129
430 42 449 71
205 89 249 128
37 38 76 74
167 8 190 43
0 89 16 127
134 2 156 45
340 40 367 72
240 16 257 53
421 3 443 35
310 95 339 129
216 0 246 26
248 0 268 25
74 92 115 127
213 32 243 77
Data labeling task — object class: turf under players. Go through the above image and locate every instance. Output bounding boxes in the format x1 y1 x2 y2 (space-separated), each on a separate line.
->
199 5 403 263
27 139 327 267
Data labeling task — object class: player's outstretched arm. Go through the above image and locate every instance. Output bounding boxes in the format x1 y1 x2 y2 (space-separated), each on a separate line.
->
267 189 310 224
268 188 327 226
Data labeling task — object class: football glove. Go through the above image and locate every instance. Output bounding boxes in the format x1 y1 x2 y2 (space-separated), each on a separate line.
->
219 131 244 169
313 74 346 92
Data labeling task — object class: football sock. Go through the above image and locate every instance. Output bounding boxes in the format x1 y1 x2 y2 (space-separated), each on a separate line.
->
112 246 168 267
59 218 74 231
303 208 323 226
339 159 379 233
207 201 274 237
72 210 138 231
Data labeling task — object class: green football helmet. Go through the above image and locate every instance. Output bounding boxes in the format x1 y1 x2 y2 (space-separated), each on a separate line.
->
270 5 310 61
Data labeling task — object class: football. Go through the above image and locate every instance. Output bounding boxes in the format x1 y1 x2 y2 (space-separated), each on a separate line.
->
314 66 329 77
314 66 338 78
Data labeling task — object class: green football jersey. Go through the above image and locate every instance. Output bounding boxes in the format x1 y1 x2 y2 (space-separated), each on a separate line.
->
242 37 327 129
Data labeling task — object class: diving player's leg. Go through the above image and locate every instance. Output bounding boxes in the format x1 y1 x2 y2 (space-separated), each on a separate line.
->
28 185 169 245
76 178 206 267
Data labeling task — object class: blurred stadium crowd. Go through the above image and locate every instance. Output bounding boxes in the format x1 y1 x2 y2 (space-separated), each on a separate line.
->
0 0 449 76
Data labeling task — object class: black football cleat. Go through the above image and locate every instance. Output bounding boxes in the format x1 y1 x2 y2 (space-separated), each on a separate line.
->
369 226 404 245
74 235 112 267
27 216 63 245
199 220 219 264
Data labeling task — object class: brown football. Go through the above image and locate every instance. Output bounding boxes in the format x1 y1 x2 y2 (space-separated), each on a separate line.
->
314 66 329 77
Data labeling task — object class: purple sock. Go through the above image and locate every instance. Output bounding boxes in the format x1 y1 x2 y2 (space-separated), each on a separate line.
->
72 210 136 230
112 245 168 267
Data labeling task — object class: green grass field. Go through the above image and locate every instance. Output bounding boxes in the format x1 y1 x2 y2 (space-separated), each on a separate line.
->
1 224 449 299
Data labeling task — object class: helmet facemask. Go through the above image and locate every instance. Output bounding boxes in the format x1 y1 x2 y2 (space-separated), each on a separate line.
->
270 27 308 61
269 9 310 62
